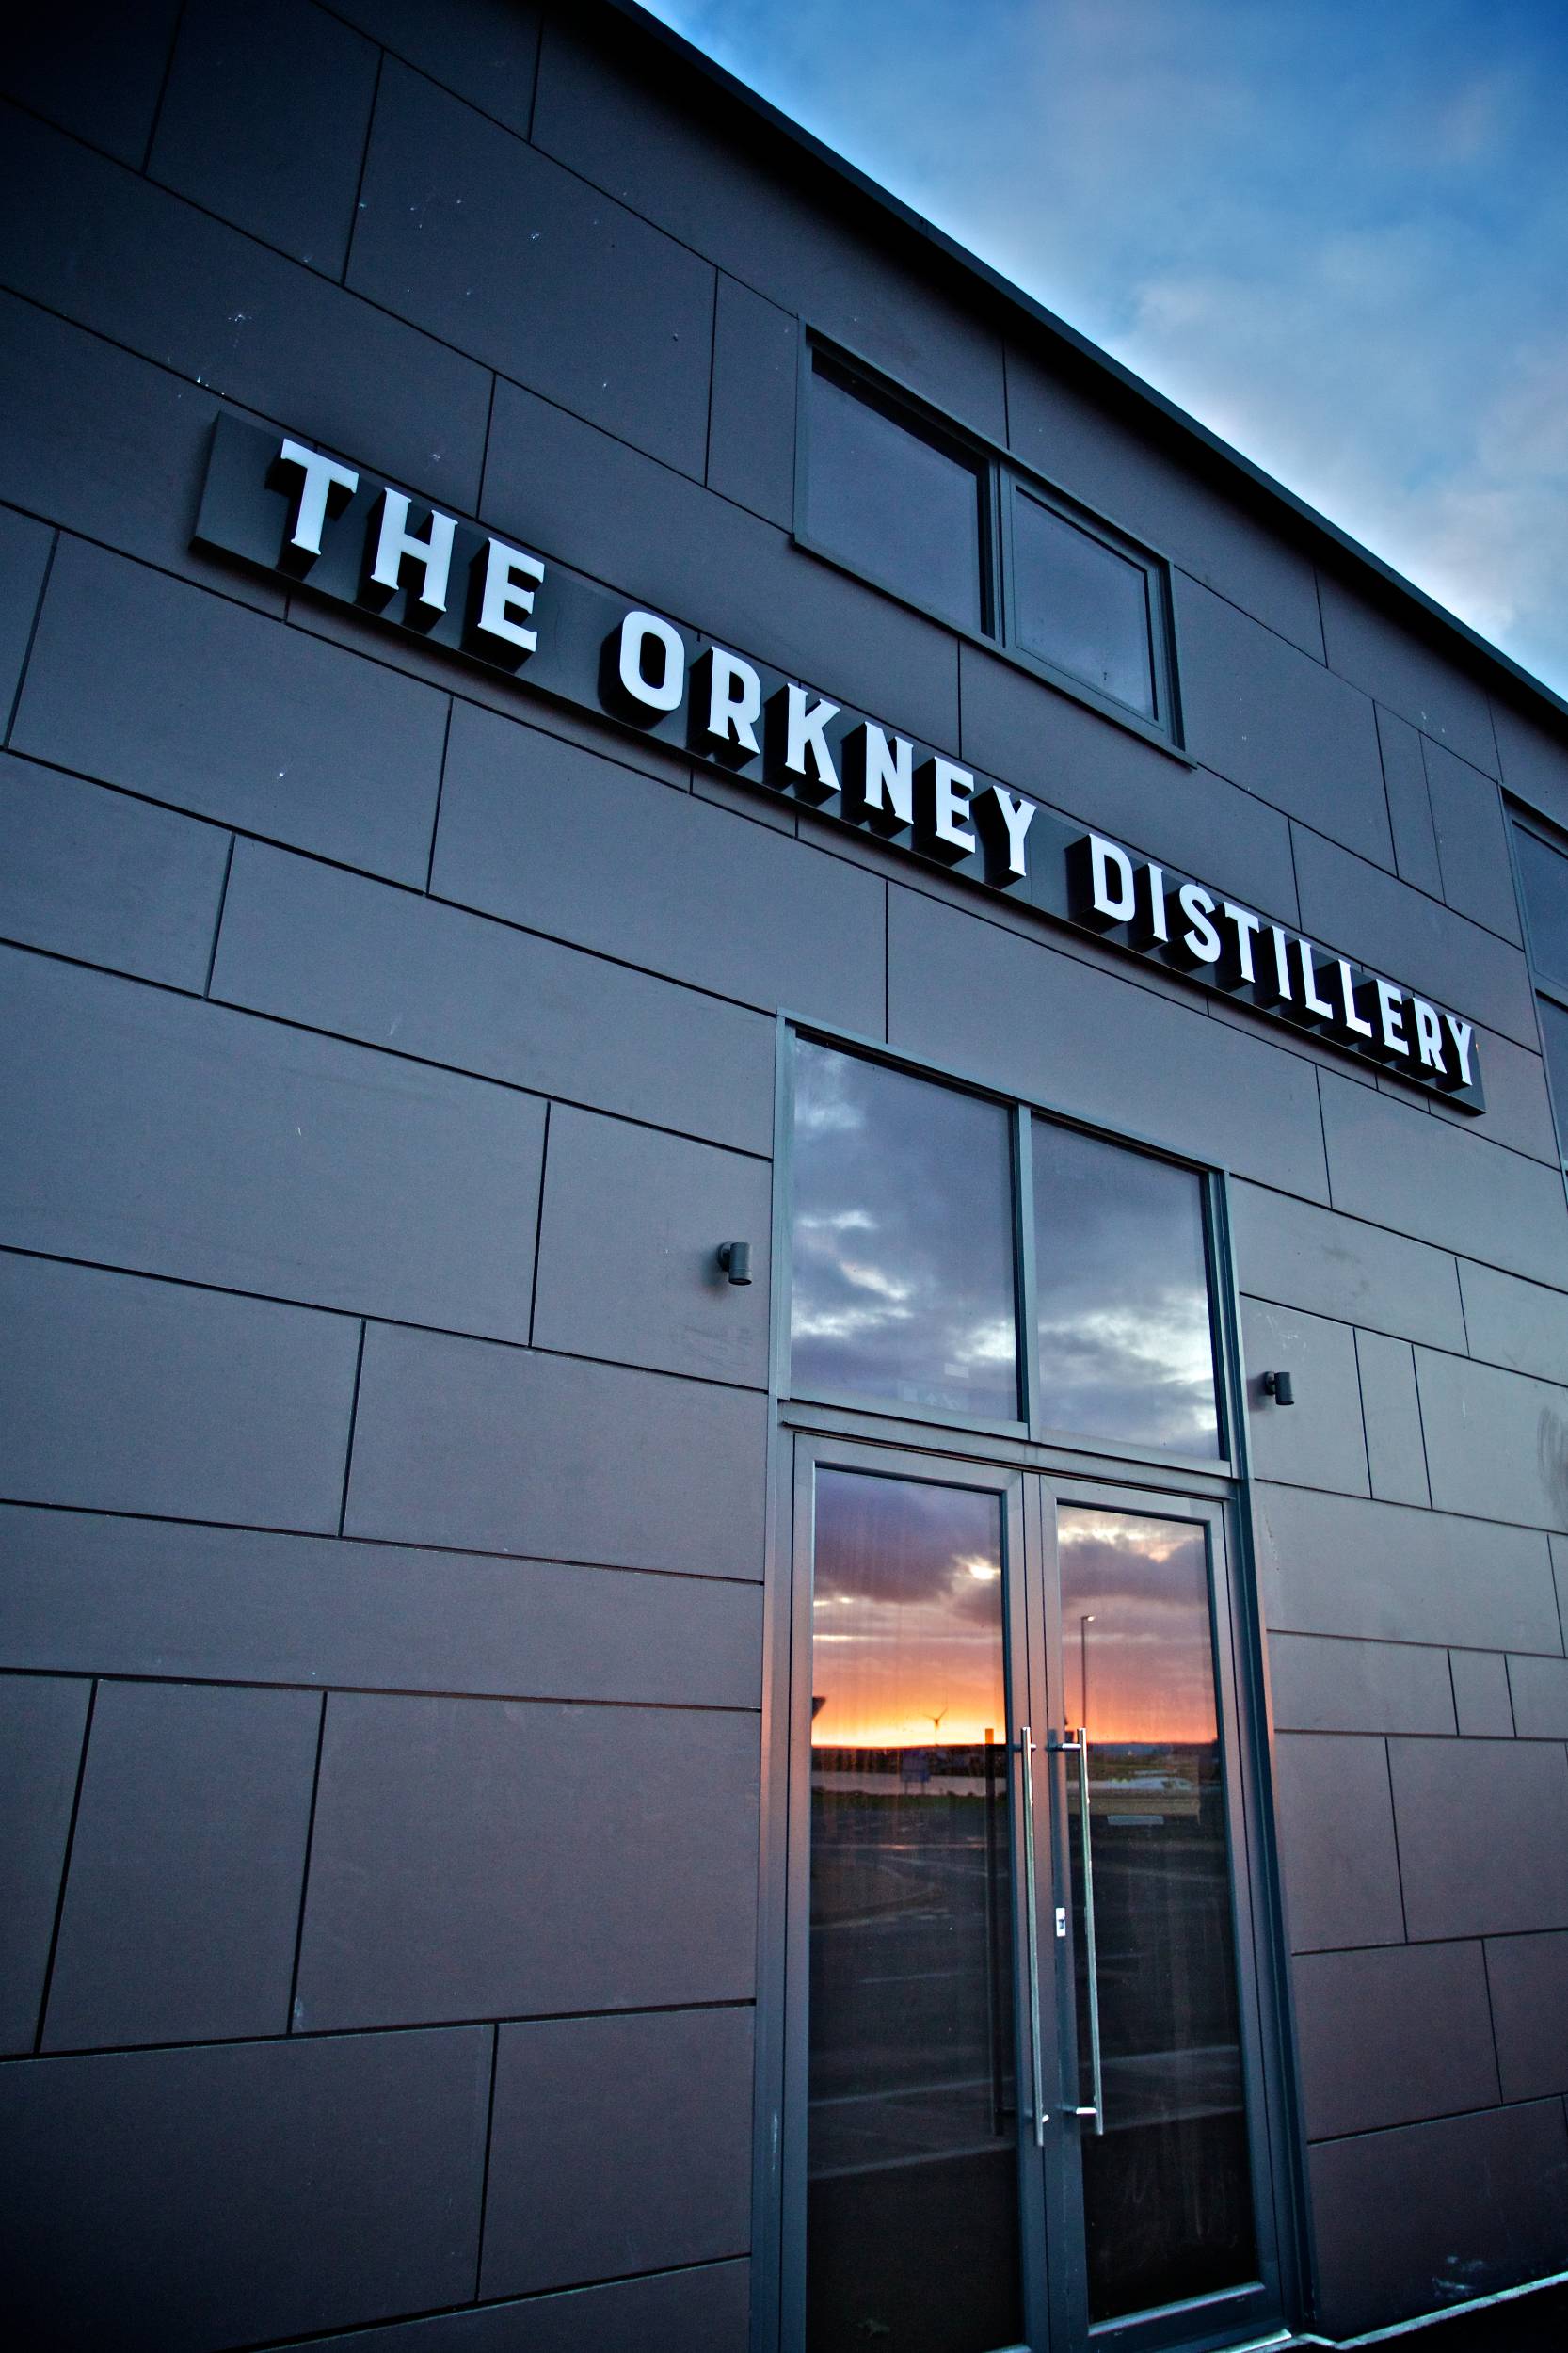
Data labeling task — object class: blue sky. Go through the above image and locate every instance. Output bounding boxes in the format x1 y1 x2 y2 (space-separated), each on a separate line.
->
646 0 1568 697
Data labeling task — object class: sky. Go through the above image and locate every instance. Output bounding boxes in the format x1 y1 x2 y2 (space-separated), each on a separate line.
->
645 0 1568 698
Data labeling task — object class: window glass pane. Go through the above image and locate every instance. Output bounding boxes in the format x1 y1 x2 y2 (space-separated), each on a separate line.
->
1515 826 1568 994
808 1469 1023 2351
1059 1506 1256 2318
1538 998 1568 1163
1032 1120 1219 1456
806 361 985 633
1011 489 1156 717
791 1041 1019 1420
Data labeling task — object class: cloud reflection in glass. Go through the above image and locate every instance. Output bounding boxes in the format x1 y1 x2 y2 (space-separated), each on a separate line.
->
790 1041 1019 1420
1032 1119 1220 1457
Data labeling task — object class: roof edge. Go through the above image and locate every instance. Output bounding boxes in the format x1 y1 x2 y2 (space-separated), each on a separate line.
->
602 0 1568 744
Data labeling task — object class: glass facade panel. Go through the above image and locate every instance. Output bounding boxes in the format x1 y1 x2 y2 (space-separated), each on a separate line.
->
1011 489 1156 717
808 1467 1023 2353
1032 1119 1221 1457
790 1041 1019 1422
1514 825 1568 995
805 360 985 634
1059 1505 1256 2320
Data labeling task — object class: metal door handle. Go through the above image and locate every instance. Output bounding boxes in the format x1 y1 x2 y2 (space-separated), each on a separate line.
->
1017 1725 1047 2144
1070 1723 1105 2136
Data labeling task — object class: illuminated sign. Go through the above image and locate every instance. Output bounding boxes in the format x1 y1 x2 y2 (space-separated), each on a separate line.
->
194 416 1483 1111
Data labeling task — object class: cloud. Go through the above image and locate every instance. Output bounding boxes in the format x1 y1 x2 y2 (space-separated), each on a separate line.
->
648 0 1568 696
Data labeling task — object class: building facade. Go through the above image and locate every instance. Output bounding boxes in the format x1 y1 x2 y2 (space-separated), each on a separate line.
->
3 5 1568 2349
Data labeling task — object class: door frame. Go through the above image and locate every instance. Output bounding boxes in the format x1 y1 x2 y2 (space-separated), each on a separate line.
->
755 1432 1304 2353
748 1015 1311 2353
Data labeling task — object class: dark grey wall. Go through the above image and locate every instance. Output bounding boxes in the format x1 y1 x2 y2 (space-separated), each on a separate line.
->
3 2 1568 2346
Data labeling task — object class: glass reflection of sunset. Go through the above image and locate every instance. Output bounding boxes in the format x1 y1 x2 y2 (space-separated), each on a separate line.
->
1059 1508 1218 1747
811 1469 1006 1749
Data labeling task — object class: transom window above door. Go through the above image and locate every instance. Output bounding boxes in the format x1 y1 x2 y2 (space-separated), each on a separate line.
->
787 1036 1224 1461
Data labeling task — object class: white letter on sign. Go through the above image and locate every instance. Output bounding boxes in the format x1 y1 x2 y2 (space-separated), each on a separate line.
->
617 611 686 712
475 540 545 661
276 439 359 561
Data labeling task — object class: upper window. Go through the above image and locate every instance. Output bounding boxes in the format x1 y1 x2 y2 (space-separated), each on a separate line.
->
787 1036 1222 1457
1512 815 1568 1165
803 357 987 636
801 345 1177 741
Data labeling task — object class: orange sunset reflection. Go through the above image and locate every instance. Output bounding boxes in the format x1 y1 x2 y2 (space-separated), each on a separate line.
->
810 1481 1218 1751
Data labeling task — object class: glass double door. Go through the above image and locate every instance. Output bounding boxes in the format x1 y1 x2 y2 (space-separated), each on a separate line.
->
792 1443 1280 2353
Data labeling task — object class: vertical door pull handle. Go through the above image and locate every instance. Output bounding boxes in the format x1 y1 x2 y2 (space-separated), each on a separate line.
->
1070 1724 1105 2137
1017 1725 1048 2144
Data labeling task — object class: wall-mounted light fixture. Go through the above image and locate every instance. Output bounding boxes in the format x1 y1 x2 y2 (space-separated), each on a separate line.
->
1262 1369 1295 1406
716 1241 753 1286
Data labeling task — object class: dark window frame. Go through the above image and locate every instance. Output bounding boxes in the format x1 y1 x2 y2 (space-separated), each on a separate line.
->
793 333 1187 755
1509 804 1568 1172
778 1021 1233 1481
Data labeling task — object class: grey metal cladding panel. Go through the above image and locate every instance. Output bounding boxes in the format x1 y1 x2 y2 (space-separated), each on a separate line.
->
1428 1024 1558 1165
1255 1484 1561 1653
1459 1261 1568 1385
533 1107 772 1386
0 296 284 617
1 949 545 1342
279 2261 752 2353
709 277 798 528
1271 1732 1405 1952
1288 819 1536 1049
431 701 886 1034
1449 1649 1514 1738
1508 1654 1568 1739
1375 705 1444 896
1493 696 1568 835
0 756 229 993
530 21 1007 440
1485 1930 1568 2100
352 61 713 478
3 1 181 166
344 1322 768 1577
1308 2101 1568 2339
13 541 446 886
1318 571 1500 776
1390 1736 1568 1938
0 2027 490 2353
0 1673 90 2053
0 105 489 508
1353 1330 1431 1507
212 840 776 1156
0 504 53 725
481 2008 753 2297
1174 574 1391 863
957 642 1298 920
326 0 541 138
1415 1347 1568 1532
1227 1182 1465 1351
1002 346 1325 658
42 1680 321 2051
482 376 961 747
1423 735 1523 942
1239 1299 1368 1496
1293 1942 1497 2140
151 0 376 276
0 1506 764 1710
887 887 1329 1197
295 1691 760 2028
1320 1073 1568 1286
1266 1633 1454 1736
0 1251 359 1531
